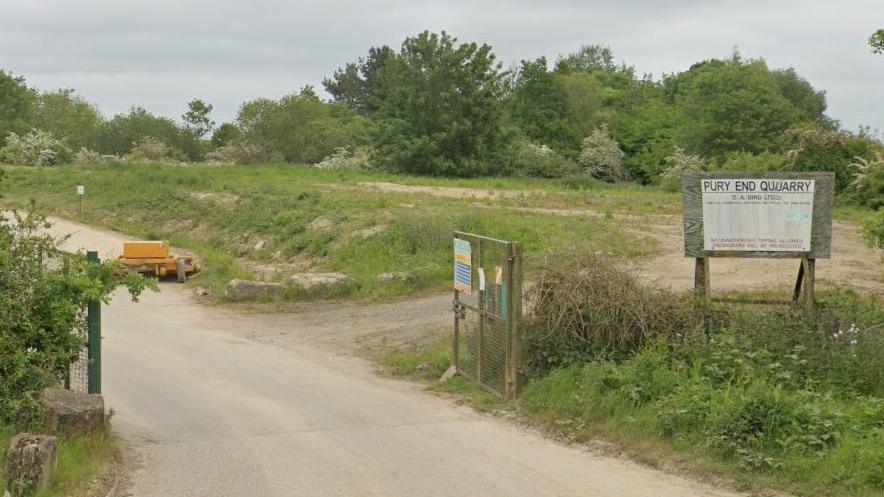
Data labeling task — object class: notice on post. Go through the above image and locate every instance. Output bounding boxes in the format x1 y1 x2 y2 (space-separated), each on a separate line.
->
701 179 815 252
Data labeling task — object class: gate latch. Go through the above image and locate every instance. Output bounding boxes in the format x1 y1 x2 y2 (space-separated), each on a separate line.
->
452 300 467 319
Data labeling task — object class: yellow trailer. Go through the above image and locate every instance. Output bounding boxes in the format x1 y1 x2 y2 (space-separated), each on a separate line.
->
117 241 200 283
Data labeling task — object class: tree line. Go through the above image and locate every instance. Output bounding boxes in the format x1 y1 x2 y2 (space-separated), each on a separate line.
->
1 30 882 194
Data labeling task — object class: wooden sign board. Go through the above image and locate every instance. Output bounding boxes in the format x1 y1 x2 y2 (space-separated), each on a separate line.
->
682 172 834 259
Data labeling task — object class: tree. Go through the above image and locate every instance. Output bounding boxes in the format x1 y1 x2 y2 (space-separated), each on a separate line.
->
369 31 508 176
507 57 581 156
555 45 617 73
870 29 884 54
323 46 395 115
0 70 36 147
32 89 103 150
211 122 241 147
94 107 202 160
236 87 367 163
665 56 821 160
182 99 215 139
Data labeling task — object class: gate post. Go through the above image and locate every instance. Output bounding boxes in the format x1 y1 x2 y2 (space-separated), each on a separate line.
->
87 251 102 395
505 242 523 399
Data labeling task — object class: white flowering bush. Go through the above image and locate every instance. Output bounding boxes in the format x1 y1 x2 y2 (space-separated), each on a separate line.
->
315 146 373 171
125 136 188 163
662 147 705 180
577 125 626 182
508 141 576 178
849 152 883 190
73 147 117 165
0 130 72 166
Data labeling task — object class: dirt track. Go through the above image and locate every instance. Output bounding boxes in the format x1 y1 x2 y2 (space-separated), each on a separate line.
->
350 182 884 295
51 217 744 497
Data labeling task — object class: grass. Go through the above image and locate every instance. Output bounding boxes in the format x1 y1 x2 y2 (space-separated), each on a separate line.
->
0 425 118 497
374 335 508 413
0 163 662 300
373 286 884 497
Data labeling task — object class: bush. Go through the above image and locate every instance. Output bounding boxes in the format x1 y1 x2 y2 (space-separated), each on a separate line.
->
315 146 373 171
73 148 116 165
523 251 703 373
0 210 152 425
576 125 626 182
0 130 71 166
522 288 884 493
506 140 576 178
94 107 202 161
847 152 884 210
784 124 881 192
124 136 188 163
862 209 884 250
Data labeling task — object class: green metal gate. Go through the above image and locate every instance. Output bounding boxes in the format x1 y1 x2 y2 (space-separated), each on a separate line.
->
452 232 523 399
65 250 102 395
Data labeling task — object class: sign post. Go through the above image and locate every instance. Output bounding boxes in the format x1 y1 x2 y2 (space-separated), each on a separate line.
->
76 185 85 218
682 172 834 309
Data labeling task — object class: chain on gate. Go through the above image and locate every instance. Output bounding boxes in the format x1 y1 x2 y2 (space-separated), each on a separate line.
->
452 232 523 399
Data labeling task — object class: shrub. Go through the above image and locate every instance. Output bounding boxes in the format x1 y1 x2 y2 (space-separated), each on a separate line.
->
847 152 884 210
576 125 626 182
204 144 239 165
315 146 373 171
506 140 576 178
124 136 188 163
0 210 152 425
657 146 706 191
523 250 703 373
784 124 880 192
0 130 72 166
862 209 884 250
73 147 116 165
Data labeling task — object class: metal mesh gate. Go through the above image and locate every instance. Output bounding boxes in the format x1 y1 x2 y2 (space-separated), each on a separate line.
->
453 232 523 399
66 315 90 393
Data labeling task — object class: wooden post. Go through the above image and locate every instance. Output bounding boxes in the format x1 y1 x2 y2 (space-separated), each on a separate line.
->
694 257 710 302
803 258 815 310
792 259 805 303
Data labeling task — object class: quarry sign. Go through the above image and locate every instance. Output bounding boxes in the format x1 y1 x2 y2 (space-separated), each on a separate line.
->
682 172 835 307
683 172 834 259
701 178 815 252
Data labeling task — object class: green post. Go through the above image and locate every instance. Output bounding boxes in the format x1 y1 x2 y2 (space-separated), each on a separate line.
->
87 251 102 395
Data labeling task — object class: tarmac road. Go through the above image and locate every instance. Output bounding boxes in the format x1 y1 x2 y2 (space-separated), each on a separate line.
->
53 217 742 497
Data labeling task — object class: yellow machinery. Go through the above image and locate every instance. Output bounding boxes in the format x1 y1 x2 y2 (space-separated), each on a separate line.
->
117 241 200 283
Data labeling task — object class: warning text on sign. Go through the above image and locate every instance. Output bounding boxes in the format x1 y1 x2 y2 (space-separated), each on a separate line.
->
702 179 815 252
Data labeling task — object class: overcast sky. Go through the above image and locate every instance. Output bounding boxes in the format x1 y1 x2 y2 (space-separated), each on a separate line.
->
2 0 882 134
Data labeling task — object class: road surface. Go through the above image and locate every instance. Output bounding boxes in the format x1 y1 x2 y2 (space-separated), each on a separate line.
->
53 218 742 497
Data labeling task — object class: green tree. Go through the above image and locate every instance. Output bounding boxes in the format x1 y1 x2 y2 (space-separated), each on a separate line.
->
211 122 241 147
182 99 215 139
32 89 103 150
665 56 822 160
554 44 617 73
323 46 395 115
369 31 508 176
507 57 581 156
95 107 202 160
0 70 36 147
870 29 884 54
236 87 367 163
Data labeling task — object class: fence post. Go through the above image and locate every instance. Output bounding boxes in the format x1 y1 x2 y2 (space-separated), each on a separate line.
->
508 242 523 399
87 251 102 395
